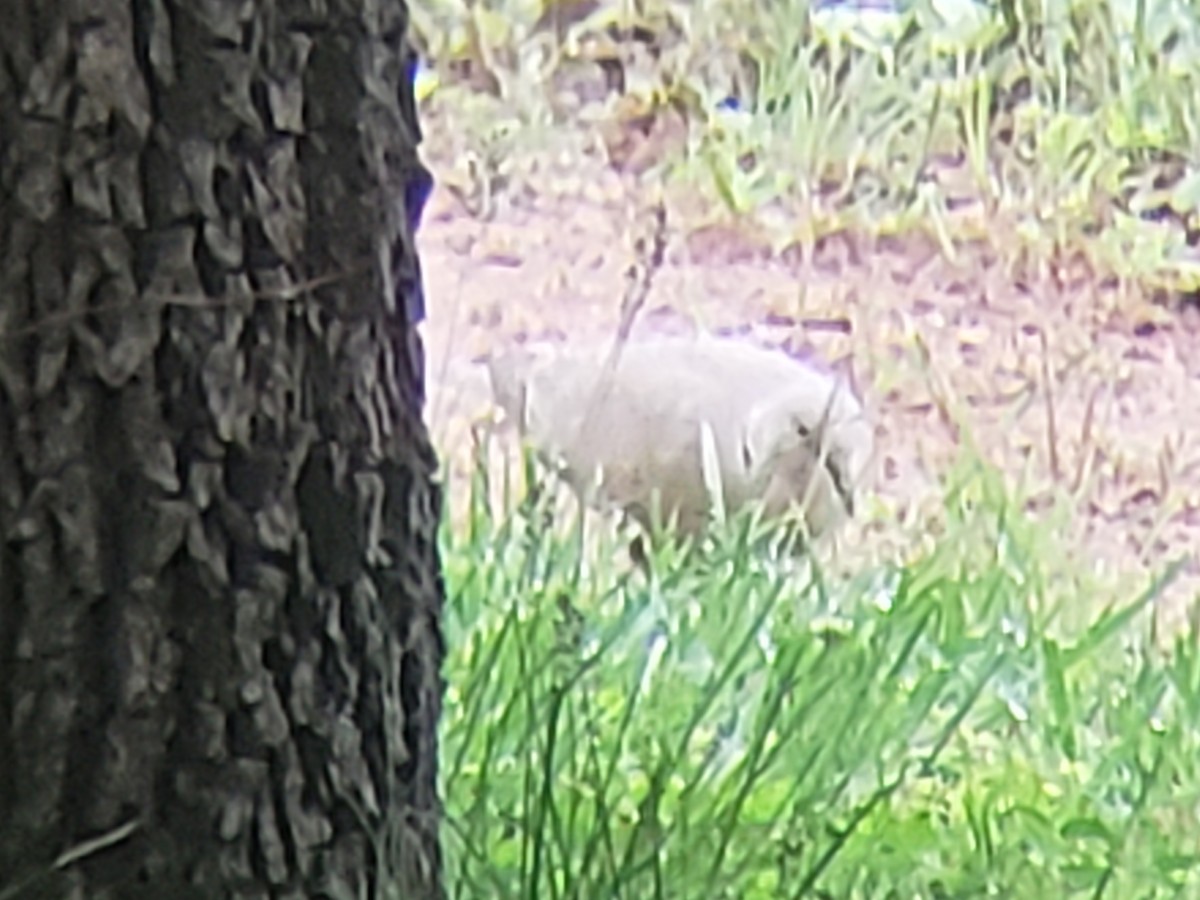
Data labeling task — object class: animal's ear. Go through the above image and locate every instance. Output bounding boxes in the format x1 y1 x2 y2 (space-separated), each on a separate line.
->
742 398 795 473
830 453 855 516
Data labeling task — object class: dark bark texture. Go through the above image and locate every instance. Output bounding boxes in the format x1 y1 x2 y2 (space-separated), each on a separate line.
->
0 1 443 897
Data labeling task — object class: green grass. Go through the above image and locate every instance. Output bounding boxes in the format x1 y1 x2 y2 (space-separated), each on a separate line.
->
438 451 1200 898
412 0 1200 298
419 1 1200 894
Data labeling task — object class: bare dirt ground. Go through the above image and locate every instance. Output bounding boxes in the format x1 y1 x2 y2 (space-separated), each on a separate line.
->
416 111 1200 633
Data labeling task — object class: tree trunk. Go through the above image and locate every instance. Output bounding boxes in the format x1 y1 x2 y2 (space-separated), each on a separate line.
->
0 1 443 898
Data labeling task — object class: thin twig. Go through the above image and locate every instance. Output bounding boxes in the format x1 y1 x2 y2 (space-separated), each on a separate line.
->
1040 329 1061 483
580 198 669 437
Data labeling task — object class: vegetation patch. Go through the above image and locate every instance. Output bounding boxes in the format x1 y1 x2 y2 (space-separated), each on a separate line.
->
417 1 1200 895
439 452 1199 897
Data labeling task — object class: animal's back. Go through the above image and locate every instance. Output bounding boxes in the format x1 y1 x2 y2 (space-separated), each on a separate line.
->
487 335 870 539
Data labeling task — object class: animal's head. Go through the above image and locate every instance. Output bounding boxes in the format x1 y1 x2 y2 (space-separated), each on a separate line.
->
740 381 873 534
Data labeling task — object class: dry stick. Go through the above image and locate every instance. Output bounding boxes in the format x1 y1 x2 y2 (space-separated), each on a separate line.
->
611 200 669 359
0 818 142 900
1139 436 1182 570
781 379 851 541
913 331 962 446
1040 329 1062 484
1137 436 1186 644
574 199 668 547
1070 383 1101 499
576 199 669 451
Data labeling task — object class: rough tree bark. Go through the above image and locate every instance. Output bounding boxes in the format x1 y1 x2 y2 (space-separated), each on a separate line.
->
0 1 443 898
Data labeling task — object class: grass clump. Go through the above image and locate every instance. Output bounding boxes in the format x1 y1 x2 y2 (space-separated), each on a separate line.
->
438 454 1200 898
411 0 1200 299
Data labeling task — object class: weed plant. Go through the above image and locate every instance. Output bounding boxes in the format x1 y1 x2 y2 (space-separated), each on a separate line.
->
439 452 1200 898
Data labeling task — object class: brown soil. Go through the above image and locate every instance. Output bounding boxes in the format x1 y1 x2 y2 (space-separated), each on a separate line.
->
416 109 1200 633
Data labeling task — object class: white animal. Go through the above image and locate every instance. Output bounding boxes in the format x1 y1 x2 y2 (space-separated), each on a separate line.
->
487 334 873 545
